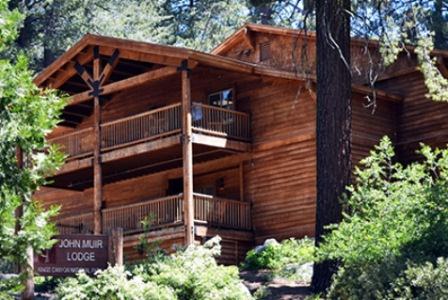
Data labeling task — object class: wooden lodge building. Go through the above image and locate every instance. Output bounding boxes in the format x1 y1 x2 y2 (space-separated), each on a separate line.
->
34 24 448 264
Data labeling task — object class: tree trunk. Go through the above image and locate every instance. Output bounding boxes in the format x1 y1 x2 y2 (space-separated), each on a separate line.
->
312 0 351 294
249 0 274 24
433 0 447 50
15 147 35 299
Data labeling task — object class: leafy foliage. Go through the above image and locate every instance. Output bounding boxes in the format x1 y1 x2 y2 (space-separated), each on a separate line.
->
391 257 448 299
244 238 315 272
0 0 65 296
317 136 448 299
135 236 252 300
56 266 175 300
57 236 252 300
0 0 21 51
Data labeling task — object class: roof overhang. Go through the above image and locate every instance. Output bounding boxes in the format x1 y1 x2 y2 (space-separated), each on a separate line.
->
212 23 448 60
34 33 311 91
35 31 403 114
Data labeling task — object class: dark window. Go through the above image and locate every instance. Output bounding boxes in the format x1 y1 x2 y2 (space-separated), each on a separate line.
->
194 185 216 196
167 178 183 195
259 42 271 61
208 88 234 109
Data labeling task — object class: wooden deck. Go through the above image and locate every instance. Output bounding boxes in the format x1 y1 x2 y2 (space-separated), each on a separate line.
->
49 102 250 162
55 193 251 235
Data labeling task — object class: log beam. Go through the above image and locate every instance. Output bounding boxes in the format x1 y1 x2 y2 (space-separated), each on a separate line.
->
181 60 194 245
100 49 120 85
70 66 179 105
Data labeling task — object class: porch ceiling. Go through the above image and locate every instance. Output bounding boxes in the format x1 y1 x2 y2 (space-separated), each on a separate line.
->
47 143 237 190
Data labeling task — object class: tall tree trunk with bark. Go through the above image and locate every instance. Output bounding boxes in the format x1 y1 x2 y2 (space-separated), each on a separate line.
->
312 0 351 293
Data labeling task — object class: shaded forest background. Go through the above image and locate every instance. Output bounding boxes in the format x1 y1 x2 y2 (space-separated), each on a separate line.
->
5 0 448 72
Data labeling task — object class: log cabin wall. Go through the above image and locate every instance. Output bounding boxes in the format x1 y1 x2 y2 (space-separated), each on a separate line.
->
35 187 92 219
238 78 317 243
352 94 398 166
376 72 448 164
236 77 397 244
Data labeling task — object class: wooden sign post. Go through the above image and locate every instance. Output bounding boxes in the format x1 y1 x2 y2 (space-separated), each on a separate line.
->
111 228 123 267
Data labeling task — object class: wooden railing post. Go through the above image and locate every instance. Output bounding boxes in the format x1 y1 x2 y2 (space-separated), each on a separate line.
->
181 60 195 245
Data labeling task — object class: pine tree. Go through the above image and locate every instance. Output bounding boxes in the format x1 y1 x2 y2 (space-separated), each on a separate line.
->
312 0 352 293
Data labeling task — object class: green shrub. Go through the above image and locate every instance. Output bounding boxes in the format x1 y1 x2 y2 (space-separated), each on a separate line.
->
56 266 175 300
390 257 448 299
318 136 448 299
56 236 252 300
134 236 252 300
244 237 315 271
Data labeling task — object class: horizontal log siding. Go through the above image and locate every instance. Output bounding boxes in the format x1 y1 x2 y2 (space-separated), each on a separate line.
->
35 187 92 217
217 239 253 265
239 79 317 243
124 235 184 262
378 72 448 163
351 95 398 166
238 78 397 244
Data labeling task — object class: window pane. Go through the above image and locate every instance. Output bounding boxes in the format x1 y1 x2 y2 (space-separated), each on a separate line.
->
208 89 234 109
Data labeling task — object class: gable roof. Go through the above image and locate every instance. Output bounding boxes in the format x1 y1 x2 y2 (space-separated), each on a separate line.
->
34 33 313 90
35 30 403 106
212 23 448 59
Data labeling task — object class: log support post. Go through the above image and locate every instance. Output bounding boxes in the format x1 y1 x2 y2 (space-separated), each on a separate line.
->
180 60 194 245
93 46 103 234
74 46 120 235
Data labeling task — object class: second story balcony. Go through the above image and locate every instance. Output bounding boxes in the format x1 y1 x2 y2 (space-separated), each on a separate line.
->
48 102 251 180
55 193 251 235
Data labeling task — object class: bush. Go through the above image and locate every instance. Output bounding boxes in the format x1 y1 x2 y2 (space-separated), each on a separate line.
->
134 236 252 300
318 136 448 299
56 236 252 300
243 237 315 282
244 237 315 271
390 257 448 299
56 266 175 300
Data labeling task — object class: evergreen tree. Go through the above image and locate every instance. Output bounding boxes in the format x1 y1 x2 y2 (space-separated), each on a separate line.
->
0 0 65 297
312 0 352 293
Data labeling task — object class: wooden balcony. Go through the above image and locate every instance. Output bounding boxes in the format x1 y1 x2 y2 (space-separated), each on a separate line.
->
49 103 250 161
55 212 94 234
55 194 251 235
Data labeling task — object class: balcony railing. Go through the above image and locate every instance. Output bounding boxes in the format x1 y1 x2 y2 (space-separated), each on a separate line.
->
102 195 183 234
55 212 94 234
56 194 251 235
48 102 250 159
101 103 182 151
192 103 251 141
49 128 94 159
194 193 251 230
